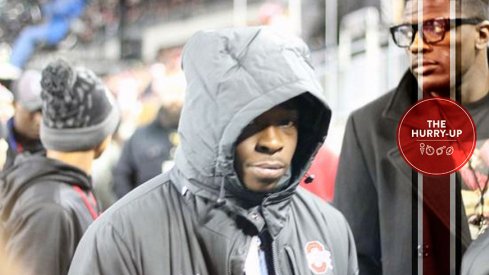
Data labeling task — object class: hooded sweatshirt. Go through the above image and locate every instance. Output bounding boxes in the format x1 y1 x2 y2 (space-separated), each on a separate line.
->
0 154 98 275
68 27 359 275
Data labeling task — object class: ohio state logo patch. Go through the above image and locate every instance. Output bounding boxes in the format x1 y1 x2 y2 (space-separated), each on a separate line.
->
304 241 333 274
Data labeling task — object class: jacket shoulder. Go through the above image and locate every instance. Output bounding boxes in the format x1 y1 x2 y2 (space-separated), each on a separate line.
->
67 173 181 274
349 89 395 121
91 173 176 235
10 180 70 211
295 187 350 228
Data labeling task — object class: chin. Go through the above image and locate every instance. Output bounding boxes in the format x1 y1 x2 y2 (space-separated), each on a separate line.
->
417 77 450 96
247 179 279 192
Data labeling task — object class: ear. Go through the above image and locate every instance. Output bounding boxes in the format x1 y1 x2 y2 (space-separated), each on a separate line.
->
475 20 489 50
94 135 112 159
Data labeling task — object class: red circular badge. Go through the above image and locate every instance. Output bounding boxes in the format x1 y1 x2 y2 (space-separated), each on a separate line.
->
397 98 476 176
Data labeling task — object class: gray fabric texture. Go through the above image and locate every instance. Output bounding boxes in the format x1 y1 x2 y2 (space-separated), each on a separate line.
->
68 27 359 275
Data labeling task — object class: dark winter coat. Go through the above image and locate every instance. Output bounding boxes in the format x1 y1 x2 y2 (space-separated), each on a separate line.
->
334 71 489 275
68 27 359 275
113 115 177 198
0 154 98 275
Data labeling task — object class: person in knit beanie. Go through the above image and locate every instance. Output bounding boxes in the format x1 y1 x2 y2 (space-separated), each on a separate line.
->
0 59 119 275
40 59 120 152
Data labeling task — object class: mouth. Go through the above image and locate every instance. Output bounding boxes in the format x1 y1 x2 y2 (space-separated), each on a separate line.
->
249 161 286 180
411 60 438 75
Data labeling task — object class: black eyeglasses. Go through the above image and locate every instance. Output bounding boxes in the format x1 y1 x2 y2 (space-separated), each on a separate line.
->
390 17 483 48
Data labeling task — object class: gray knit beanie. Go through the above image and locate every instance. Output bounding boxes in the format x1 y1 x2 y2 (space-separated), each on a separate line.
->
40 60 120 152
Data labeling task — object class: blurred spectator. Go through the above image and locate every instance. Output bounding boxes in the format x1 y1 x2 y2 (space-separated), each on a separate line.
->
9 0 88 69
3 70 44 170
0 84 14 129
112 105 180 199
0 60 119 275
0 84 13 171
113 46 185 199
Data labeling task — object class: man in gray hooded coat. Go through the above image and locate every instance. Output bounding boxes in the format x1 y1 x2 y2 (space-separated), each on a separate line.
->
68 27 358 275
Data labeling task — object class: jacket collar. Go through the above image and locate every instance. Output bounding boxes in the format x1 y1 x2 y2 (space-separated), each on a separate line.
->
382 71 418 122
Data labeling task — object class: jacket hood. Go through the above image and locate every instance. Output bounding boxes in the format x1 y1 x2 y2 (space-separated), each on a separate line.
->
173 27 331 205
0 154 91 221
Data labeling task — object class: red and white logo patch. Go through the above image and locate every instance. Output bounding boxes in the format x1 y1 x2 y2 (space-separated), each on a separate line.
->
304 241 333 274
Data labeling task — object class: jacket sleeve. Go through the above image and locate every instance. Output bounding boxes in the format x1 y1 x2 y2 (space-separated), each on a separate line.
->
5 203 77 275
333 115 382 275
113 137 137 199
68 220 138 275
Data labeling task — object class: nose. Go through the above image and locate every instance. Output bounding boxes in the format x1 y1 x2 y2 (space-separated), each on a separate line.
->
255 126 283 155
408 31 430 54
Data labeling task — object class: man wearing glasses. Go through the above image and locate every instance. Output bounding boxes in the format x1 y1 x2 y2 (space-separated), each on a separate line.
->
334 0 489 274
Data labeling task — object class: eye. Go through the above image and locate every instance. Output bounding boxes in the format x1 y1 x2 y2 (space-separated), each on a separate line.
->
277 119 296 128
432 21 445 34
424 19 447 36
399 25 414 38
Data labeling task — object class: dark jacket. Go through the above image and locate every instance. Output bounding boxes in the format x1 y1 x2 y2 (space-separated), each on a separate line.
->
68 27 358 275
0 154 98 275
113 114 177 198
334 71 489 275
3 118 44 170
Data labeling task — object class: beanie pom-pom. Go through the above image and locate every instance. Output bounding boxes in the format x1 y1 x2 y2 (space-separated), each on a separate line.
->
41 59 75 98
41 59 81 128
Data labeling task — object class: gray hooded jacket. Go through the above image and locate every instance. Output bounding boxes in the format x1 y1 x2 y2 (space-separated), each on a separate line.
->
68 27 358 275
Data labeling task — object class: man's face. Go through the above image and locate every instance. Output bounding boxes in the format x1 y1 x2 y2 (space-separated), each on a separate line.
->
234 103 299 192
13 103 41 140
403 0 479 94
